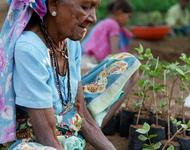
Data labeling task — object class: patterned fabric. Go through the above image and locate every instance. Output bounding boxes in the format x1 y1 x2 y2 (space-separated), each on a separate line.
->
82 52 140 126
11 108 85 150
0 0 47 144
82 18 133 61
8 140 56 150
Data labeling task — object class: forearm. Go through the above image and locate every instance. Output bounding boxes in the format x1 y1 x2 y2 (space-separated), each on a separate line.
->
81 109 116 150
27 108 64 150
76 83 116 150
110 35 119 54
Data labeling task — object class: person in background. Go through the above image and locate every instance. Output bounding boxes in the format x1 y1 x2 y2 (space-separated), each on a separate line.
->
165 0 190 36
82 0 133 63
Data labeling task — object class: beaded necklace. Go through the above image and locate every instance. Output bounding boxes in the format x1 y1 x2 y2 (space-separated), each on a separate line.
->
40 22 72 115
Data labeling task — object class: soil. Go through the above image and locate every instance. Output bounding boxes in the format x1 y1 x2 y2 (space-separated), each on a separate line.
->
1 1 190 150
129 36 190 62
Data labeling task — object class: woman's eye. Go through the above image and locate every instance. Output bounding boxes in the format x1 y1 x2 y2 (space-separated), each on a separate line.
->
81 5 91 10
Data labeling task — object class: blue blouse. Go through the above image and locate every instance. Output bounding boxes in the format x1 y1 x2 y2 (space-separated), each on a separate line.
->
13 31 81 115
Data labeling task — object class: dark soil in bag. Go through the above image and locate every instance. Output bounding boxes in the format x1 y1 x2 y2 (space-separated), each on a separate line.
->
119 109 136 137
128 125 146 150
176 135 190 150
149 124 166 143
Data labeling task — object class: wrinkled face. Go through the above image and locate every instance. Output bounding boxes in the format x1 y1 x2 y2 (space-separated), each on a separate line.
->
52 0 100 41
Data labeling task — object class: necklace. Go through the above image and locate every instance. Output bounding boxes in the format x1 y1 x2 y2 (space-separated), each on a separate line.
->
40 22 72 115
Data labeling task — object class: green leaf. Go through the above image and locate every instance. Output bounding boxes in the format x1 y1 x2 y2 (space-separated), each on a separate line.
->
175 67 185 77
187 120 190 126
153 142 161 149
144 48 153 59
159 100 167 109
143 122 151 132
148 134 157 139
181 124 188 129
138 135 148 141
167 145 175 150
136 128 148 134
137 122 150 134
135 44 144 54
143 148 152 150
176 121 182 126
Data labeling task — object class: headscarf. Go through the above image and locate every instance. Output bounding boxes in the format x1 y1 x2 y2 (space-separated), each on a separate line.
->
0 0 47 144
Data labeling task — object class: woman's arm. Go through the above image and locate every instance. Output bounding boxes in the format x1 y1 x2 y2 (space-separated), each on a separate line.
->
75 83 116 150
110 35 119 54
27 108 64 150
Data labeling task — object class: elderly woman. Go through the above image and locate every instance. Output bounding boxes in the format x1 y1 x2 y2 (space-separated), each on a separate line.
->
0 0 140 149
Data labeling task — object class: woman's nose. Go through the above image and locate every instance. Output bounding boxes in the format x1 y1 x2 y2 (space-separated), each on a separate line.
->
88 9 97 24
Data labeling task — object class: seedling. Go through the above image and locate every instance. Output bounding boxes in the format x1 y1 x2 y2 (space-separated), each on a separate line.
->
134 45 153 125
136 122 161 150
162 119 190 150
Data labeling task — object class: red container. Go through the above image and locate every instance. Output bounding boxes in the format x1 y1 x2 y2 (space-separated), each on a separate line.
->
130 25 170 40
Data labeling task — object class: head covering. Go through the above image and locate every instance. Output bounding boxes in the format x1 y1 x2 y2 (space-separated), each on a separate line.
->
0 0 47 144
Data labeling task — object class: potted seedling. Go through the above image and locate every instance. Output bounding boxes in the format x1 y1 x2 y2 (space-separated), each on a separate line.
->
162 119 190 150
128 45 154 149
161 54 190 150
119 101 141 137
163 62 183 139
174 54 190 149
146 57 166 143
133 45 153 125
135 122 162 150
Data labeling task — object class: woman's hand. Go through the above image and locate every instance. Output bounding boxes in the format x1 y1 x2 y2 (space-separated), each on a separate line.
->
27 108 64 150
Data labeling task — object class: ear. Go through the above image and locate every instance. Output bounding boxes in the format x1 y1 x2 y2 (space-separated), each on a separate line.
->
47 0 57 14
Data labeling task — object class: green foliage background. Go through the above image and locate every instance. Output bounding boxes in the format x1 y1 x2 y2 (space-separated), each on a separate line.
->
96 0 190 21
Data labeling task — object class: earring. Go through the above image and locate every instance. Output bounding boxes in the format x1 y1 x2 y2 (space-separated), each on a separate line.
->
51 11 57 17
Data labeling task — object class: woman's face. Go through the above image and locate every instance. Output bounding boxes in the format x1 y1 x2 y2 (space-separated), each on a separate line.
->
51 0 100 41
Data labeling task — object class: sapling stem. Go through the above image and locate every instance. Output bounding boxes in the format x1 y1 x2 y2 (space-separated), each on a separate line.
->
153 57 159 126
164 70 171 140
153 78 158 126
181 90 185 136
167 78 177 140
136 95 146 125
162 127 183 150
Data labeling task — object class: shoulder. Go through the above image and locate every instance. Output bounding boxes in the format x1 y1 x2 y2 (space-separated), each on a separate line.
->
168 4 181 12
15 31 47 58
99 18 119 27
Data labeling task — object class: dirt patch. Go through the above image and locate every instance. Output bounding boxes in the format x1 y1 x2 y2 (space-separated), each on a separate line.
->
129 36 190 62
85 134 128 150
